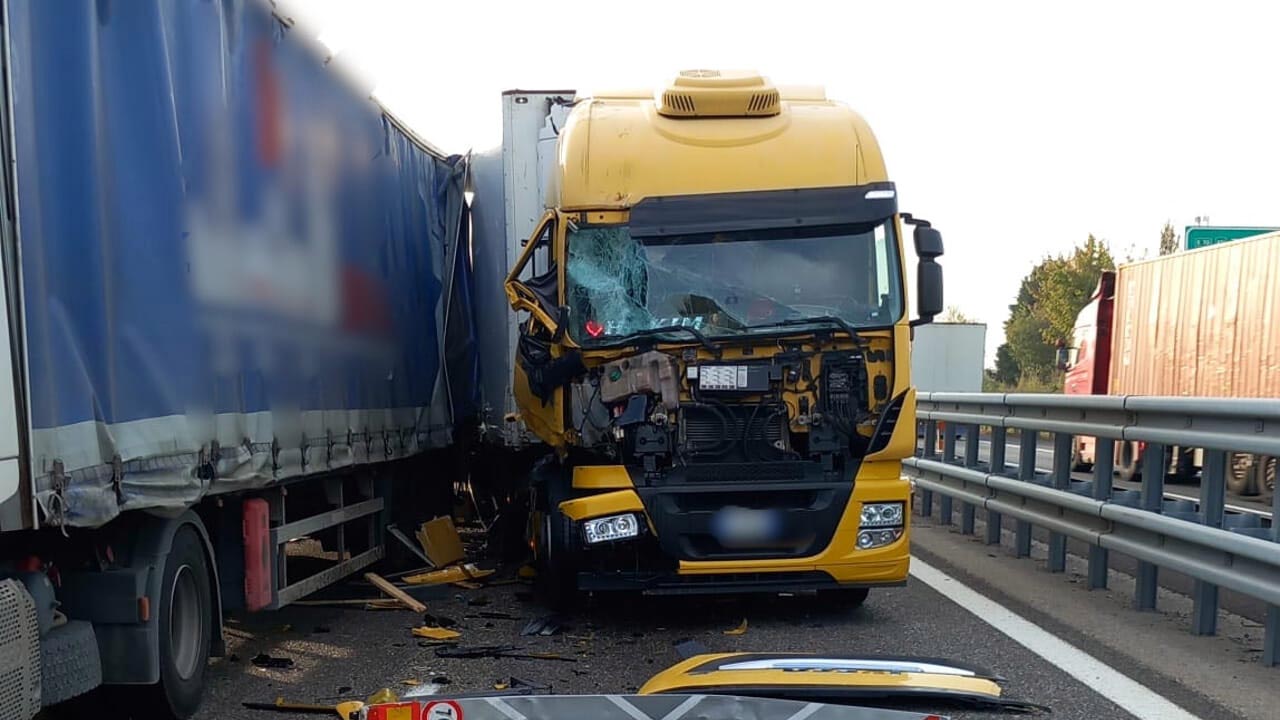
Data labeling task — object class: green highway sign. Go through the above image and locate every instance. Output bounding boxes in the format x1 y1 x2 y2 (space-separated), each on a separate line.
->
1183 226 1278 250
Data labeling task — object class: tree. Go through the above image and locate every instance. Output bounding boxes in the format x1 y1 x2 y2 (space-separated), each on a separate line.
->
1000 235 1116 385
941 305 974 323
1159 221 1179 256
989 343 1020 385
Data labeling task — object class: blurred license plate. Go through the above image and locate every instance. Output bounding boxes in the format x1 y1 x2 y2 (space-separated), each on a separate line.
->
712 507 783 547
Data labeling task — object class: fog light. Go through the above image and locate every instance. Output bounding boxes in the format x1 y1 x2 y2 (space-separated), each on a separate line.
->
582 513 640 544
860 502 904 527
856 527 903 549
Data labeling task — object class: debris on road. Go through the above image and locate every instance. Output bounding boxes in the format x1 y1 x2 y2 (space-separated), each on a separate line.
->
417 516 465 567
364 572 428 613
387 524 434 566
520 614 564 636
421 612 458 628
412 626 461 641
242 697 338 714
433 644 577 662
402 563 494 586
466 610 517 620
673 638 709 659
250 653 295 669
365 688 399 705
466 596 490 606
723 618 748 636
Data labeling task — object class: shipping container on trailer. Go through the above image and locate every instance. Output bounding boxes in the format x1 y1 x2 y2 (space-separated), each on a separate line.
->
0 1 476 716
1063 231 1280 494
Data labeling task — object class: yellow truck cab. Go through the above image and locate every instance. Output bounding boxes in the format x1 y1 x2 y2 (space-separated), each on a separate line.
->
503 70 945 603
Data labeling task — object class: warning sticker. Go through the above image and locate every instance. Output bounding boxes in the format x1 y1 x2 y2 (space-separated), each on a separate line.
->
423 700 463 720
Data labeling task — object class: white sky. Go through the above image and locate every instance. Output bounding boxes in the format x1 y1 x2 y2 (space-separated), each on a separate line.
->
279 0 1280 365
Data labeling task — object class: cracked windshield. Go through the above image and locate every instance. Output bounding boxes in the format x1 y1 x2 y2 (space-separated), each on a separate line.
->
4 2 1276 720
566 222 902 342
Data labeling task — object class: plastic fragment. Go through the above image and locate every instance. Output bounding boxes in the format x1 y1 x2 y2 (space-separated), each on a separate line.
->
412 626 461 641
723 618 748 636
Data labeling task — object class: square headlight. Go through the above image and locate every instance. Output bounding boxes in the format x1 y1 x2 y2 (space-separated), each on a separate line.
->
860 502 905 528
582 513 640 544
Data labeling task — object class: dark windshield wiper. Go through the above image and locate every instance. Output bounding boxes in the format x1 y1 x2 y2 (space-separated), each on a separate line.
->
745 315 866 342
598 325 719 353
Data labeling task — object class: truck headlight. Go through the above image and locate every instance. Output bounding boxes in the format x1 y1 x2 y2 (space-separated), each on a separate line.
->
582 513 640 544
860 502 904 527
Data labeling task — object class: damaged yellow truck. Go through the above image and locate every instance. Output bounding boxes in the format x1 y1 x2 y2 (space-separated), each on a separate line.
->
502 70 944 603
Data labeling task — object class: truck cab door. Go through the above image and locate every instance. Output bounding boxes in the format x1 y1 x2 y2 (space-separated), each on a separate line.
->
506 212 574 449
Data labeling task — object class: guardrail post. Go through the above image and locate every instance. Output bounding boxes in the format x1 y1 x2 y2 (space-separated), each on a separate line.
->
960 424 979 535
1135 443 1166 610
1088 438 1114 589
1048 433 1073 573
1268 487 1280 666
939 426 958 524
920 420 938 518
986 427 1007 545
1015 431 1036 558
1192 449 1227 636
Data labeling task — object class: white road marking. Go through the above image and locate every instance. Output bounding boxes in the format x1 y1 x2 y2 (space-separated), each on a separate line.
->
910 556 1200 720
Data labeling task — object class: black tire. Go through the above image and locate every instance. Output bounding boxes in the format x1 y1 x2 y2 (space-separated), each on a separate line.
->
1115 442 1139 483
817 587 870 609
1227 453 1262 496
1070 442 1092 472
532 462 578 611
141 526 213 719
40 619 102 707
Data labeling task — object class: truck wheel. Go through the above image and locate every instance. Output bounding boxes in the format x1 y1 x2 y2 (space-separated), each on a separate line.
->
534 466 579 611
1115 441 1140 483
1262 457 1276 496
1070 443 1092 472
142 526 213 719
39 619 103 707
817 587 870 609
1227 453 1261 496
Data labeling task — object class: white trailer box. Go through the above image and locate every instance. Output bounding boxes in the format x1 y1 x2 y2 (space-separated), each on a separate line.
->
911 323 987 393
470 91 574 446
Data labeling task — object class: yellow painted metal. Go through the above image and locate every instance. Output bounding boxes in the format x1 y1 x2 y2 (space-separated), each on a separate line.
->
572 465 634 490
638 653 1004 699
673 460 910 583
558 489 645 521
553 75 887 211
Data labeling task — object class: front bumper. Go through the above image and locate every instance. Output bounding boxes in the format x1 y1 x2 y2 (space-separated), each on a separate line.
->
577 559 909 596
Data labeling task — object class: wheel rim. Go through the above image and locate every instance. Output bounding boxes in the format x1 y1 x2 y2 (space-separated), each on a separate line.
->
169 565 204 680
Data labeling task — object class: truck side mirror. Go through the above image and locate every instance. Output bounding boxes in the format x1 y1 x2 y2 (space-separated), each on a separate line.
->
1055 346 1069 370
916 259 943 322
903 218 944 326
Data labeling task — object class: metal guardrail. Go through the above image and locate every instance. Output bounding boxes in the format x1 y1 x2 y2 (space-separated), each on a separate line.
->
903 392 1280 667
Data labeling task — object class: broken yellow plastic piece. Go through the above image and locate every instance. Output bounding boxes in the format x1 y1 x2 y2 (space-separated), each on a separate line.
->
403 564 495 586
412 626 461 640
366 688 398 705
723 618 748 636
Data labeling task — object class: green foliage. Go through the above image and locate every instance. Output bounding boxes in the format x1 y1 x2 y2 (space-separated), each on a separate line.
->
941 305 974 323
987 343 1021 386
1159 221 1179 256
1000 235 1115 386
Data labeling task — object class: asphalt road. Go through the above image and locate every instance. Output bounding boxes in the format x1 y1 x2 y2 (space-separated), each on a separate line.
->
198 566 1135 720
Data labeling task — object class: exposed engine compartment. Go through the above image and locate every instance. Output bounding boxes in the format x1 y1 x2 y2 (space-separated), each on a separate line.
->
573 340 898 482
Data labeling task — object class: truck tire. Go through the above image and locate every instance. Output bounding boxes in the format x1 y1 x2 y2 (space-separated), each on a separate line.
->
140 526 213 719
1262 457 1276 496
1070 442 1092 472
40 619 103 707
1227 453 1261 496
532 461 578 610
1115 441 1140 483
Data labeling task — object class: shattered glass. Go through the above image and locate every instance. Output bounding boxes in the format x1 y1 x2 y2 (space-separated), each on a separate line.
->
566 226 654 336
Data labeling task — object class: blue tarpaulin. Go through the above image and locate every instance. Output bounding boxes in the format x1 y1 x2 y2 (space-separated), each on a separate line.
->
5 0 476 526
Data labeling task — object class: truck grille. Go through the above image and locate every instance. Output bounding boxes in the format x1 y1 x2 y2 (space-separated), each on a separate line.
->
681 403 786 462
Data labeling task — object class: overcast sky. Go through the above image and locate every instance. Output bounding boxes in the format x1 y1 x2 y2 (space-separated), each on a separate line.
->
278 0 1280 365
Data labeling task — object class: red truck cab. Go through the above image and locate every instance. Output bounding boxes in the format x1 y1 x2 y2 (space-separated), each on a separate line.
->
1060 272 1115 467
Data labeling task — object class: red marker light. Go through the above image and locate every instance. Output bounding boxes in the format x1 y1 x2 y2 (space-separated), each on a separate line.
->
585 320 604 337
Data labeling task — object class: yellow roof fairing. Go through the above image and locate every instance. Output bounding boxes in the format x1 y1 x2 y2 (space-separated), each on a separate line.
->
555 94 888 211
